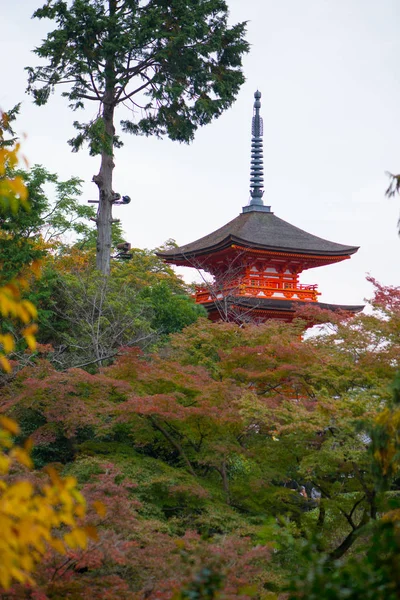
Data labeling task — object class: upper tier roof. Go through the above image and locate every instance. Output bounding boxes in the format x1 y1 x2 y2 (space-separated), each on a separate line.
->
158 209 359 261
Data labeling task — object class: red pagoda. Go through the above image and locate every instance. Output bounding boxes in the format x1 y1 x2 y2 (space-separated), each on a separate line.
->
158 91 364 323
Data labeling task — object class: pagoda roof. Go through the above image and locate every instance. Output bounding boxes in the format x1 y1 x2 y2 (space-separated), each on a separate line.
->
203 296 365 316
158 209 359 261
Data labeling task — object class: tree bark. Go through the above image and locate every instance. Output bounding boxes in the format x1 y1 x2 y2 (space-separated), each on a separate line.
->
220 460 230 505
149 416 197 477
316 500 325 528
329 509 369 561
93 0 117 276
94 95 115 275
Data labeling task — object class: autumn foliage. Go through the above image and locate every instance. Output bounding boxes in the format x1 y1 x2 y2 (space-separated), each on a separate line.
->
0 109 102 593
0 415 102 591
0 108 38 372
0 276 398 597
1 104 400 598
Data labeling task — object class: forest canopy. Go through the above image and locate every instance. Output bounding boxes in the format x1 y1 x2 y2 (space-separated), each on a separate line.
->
1 181 400 597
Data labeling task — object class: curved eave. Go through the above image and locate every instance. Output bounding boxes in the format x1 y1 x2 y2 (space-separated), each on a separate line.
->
157 211 359 263
157 235 358 264
201 297 365 315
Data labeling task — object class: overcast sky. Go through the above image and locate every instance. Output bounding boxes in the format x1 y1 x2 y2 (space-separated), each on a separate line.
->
2 0 399 306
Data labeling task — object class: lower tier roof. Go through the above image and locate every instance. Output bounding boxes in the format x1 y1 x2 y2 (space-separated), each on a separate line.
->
201 296 364 320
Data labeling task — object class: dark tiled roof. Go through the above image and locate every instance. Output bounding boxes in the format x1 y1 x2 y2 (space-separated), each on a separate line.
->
159 210 359 259
203 296 365 314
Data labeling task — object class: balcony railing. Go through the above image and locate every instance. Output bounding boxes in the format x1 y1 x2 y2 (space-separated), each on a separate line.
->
194 280 320 304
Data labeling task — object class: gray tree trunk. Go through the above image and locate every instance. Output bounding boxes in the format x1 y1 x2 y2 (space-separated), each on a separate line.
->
93 93 115 275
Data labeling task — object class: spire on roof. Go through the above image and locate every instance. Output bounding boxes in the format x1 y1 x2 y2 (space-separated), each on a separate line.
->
243 90 271 214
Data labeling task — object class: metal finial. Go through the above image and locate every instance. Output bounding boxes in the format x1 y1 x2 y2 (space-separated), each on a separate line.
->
249 90 265 206
242 91 271 214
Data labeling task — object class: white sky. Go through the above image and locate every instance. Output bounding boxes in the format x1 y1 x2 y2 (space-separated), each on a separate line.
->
2 0 399 306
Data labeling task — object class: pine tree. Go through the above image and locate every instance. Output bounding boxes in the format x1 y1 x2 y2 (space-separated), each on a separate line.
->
26 0 249 274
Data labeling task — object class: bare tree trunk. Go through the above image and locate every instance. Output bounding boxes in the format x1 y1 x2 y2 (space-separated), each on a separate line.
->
220 460 230 505
93 96 115 275
316 500 326 528
329 509 369 561
93 2 117 276
149 416 197 477
213 461 230 504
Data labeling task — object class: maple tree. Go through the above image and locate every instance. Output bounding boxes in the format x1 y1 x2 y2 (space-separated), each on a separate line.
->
0 415 100 591
285 372 400 600
1 275 399 598
0 108 107 594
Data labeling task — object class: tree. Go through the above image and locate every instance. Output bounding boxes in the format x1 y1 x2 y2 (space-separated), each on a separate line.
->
141 280 207 336
0 165 96 283
0 108 37 372
164 284 400 559
0 416 99 591
2 280 398 597
46 267 156 369
285 373 400 600
385 171 400 234
0 111 105 592
26 0 249 274
24 246 204 368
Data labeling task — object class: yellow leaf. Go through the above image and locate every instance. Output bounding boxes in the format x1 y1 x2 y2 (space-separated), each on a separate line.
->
84 525 98 541
49 538 66 555
63 532 77 549
21 301 38 320
11 447 33 469
64 528 87 550
0 566 11 590
30 261 42 276
22 323 38 336
45 466 61 485
8 480 33 500
24 437 33 453
0 454 10 474
9 567 27 584
75 503 85 518
24 335 36 351
0 416 20 435
1 334 14 354
19 554 34 573
0 355 11 373
74 528 88 549
93 500 107 518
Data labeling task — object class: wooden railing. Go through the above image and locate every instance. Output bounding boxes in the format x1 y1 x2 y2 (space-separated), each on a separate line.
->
195 281 320 304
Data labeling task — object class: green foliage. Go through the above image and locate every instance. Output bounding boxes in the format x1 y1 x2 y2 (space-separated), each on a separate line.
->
285 519 400 600
1 278 400 597
111 246 188 294
0 106 38 372
141 281 207 336
177 567 224 600
284 366 400 599
27 247 203 366
27 0 249 148
0 164 95 282
385 172 400 234
26 0 249 274
0 104 20 148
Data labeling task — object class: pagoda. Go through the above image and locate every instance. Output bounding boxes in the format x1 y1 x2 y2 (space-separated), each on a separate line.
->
158 91 364 323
